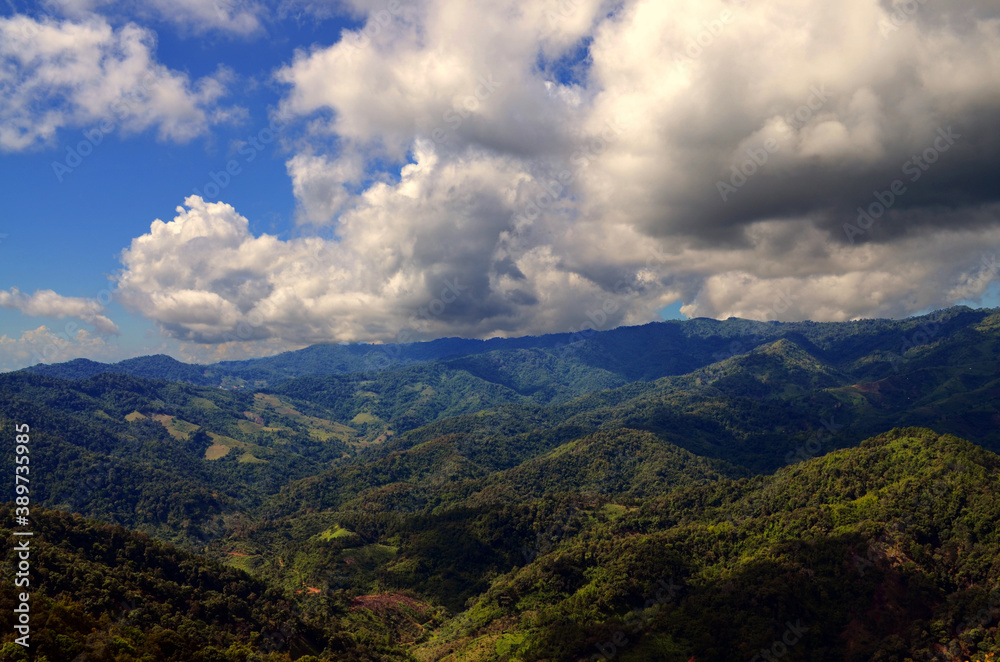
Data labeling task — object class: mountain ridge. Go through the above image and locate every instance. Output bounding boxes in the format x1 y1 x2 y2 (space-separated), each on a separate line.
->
3 306 1000 660
18 306 989 388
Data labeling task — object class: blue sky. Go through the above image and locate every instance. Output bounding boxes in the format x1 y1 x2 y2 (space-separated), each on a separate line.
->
1 0 999 371
0 0 360 366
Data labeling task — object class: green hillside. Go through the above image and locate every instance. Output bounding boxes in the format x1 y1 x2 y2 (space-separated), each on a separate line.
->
0 507 417 662
3 310 1000 661
2 430 998 661
411 428 1000 661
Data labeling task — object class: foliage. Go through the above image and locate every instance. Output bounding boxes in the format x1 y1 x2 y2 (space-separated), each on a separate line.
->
3 308 1000 660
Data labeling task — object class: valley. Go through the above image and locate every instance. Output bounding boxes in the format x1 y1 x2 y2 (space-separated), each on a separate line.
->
2 307 1000 661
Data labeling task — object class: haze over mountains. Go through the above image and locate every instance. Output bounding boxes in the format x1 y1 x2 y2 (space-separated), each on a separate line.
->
22 305 977 387
2 307 1000 661
4 0 1000 658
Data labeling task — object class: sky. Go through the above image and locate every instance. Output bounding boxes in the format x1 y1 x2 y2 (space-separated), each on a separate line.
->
1 0 999 371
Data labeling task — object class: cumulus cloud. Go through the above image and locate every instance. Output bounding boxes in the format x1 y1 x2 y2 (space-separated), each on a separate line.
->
275 0 603 162
0 15 242 151
583 0 1000 245
0 288 119 335
286 151 365 225
115 181 658 344
113 194 1000 346
113 0 1000 346
0 326 118 372
676 219 1000 320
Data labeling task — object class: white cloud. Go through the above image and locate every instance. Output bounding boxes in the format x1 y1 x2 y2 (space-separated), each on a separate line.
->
0 326 118 371
0 15 242 151
172 337 304 365
112 197 1000 348
40 0 115 17
114 165 660 345
275 0 604 161
677 218 1000 321
264 0 1000 332
103 0 1000 349
0 288 119 335
286 151 365 225
137 0 264 36
40 0 264 35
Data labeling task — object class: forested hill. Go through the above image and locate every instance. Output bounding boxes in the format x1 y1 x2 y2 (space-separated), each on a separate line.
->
0 506 417 662
18 305 989 388
1 429 998 661
2 307 1000 660
408 427 1000 661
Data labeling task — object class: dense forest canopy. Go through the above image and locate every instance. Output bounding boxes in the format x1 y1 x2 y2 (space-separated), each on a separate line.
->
3 308 1000 661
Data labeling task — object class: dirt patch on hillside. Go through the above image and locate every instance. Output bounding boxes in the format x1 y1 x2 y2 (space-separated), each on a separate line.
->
350 594 432 615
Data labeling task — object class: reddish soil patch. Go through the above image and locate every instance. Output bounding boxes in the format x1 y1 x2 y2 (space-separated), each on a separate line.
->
243 411 265 425
852 381 884 394
350 594 431 616
226 552 249 557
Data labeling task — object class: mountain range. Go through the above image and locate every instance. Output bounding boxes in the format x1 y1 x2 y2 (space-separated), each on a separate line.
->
2 306 999 661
